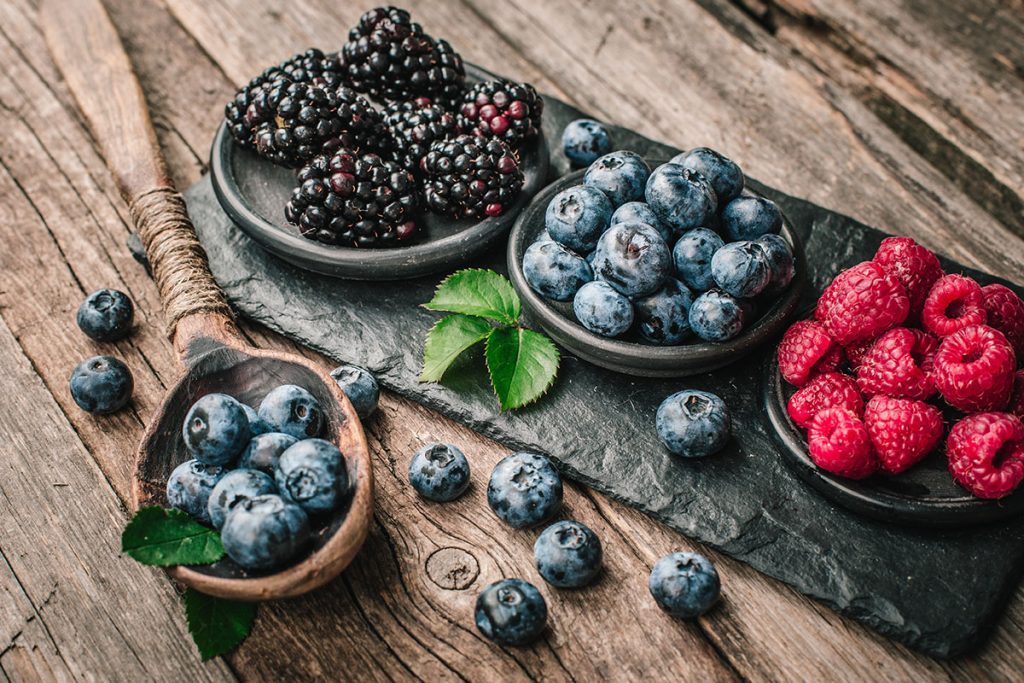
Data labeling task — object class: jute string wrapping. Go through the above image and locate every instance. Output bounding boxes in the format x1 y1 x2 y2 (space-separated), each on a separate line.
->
128 187 234 336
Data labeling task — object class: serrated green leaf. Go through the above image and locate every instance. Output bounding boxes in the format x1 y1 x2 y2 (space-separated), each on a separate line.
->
121 506 224 566
485 327 560 411
184 588 256 661
423 269 521 325
420 314 494 382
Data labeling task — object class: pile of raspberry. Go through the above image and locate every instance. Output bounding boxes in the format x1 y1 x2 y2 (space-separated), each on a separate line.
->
777 237 1024 499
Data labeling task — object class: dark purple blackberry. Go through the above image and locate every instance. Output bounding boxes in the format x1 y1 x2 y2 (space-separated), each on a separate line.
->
383 97 459 173
342 7 465 105
457 80 543 149
422 135 524 220
285 150 419 248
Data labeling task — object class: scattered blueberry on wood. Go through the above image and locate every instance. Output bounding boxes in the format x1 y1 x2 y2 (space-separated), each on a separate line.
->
69 355 133 414
408 443 471 502
474 578 548 646
648 551 720 619
487 452 563 529
77 288 134 342
534 520 603 588
330 364 379 420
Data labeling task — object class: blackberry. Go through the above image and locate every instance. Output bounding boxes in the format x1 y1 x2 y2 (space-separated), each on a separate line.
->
383 97 458 173
422 134 524 219
342 7 465 105
285 150 419 248
457 80 543 149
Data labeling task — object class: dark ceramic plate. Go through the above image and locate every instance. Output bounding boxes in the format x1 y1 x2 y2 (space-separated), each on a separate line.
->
209 64 549 280
764 356 1024 527
506 166 806 377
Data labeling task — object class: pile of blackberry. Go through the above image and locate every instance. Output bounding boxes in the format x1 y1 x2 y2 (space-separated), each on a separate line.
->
383 98 459 173
457 80 543 148
422 135 525 219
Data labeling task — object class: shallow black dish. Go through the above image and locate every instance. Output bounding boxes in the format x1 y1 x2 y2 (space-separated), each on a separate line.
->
210 64 549 280
507 165 806 377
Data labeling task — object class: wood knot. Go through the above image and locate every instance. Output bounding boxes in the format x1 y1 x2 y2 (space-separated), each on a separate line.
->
425 547 479 590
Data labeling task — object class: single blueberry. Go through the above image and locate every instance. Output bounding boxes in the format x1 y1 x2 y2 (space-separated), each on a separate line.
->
241 403 272 436
648 551 720 618
673 228 725 291
721 196 782 242
534 520 603 588
610 202 673 243
544 185 612 253
330 365 380 420
583 151 651 206
239 432 298 474
207 468 277 529
275 438 348 514
591 222 672 298
561 119 613 167
487 452 563 529
534 228 555 245
408 443 471 502
221 494 311 570
258 384 324 439
645 164 717 235
182 393 250 466
69 355 133 414
166 459 227 525
754 233 795 292
670 148 744 203
656 390 731 457
474 578 548 646
76 289 134 342
710 241 770 298
523 241 593 301
634 279 695 345
689 290 746 342
572 281 634 338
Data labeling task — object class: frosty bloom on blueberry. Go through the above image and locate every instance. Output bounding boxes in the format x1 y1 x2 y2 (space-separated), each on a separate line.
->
583 150 651 206
645 163 717 235
207 468 277 530
634 279 695 345
591 222 672 298
721 195 782 242
182 393 251 466
487 452 563 528
258 384 324 439
523 240 593 301
534 520 603 588
166 459 228 525
545 184 612 253
649 551 720 619
239 432 298 474
611 201 672 243
276 438 349 514
474 578 548 646
330 364 380 420
69 355 134 414
561 119 612 167
572 280 634 338
221 494 311 570
670 147 744 203
77 288 134 342
673 228 724 292
408 443 471 502
656 390 731 458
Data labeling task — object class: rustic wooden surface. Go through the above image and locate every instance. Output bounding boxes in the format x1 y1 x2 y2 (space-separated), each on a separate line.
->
0 0 1022 679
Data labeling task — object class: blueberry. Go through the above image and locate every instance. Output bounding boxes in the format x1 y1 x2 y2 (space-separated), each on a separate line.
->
69 355 133 414
76 289 134 342
221 494 310 570
673 228 725 291
561 119 613 167
721 196 782 241
330 365 379 420
182 393 250 466
523 241 593 301
207 468 277 529
166 459 228 525
670 148 744 203
754 233 795 292
610 201 672 242
573 281 634 337
634 279 695 345
487 452 563 529
275 438 348 514
474 579 548 646
534 228 555 245
645 164 717 235
648 551 720 618
408 443 471 502
591 222 672 298
241 403 272 436
689 290 746 342
583 151 651 206
534 520 603 588
258 384 324 439
656 390 730 457
239 432 298 474
544 185 612 253
710 241 770 298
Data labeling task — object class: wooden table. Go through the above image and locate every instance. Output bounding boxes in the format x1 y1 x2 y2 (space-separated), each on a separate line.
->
1 0 1022 679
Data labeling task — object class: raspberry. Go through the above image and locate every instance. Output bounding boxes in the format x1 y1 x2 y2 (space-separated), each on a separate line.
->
843 339 874 371
947 412 1024 499
855 327 939 400
872 237 943 321
863 396 943 474
981 284 1024 359
808 408 878 479
921 274 987 337
933 325 1015 412
1009 370 1024 421
778 320 840 386
787 372 864 429
815 261 909 345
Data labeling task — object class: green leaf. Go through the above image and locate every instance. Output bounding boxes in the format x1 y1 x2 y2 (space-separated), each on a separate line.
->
423 269 521 325
420 314 494 382
485 327 560 411
184 588 256 661
121 506 224 566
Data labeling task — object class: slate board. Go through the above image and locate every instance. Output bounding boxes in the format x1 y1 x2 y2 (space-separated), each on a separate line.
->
182 96 1024 659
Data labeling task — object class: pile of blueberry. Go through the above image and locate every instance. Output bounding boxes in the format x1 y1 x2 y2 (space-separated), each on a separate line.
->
69 288 136 414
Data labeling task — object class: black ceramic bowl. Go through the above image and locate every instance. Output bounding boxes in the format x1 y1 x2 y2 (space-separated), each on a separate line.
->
210 64 549 280
507 166 806 377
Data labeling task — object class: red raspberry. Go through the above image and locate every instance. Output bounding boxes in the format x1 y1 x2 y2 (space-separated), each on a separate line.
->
808 408 878 479
855 327 939 400
788 372 864 429
933 325 1015 412
947 412 1024 499
815 261 909 346
863 396 943 474
981 284 1024 359
778 320 840 386
1009 370 1024 421
844 339 874 371
921 274 986 337
872 237 943 321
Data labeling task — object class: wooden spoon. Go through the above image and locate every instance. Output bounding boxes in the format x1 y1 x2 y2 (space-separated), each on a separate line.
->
40 0 373 601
